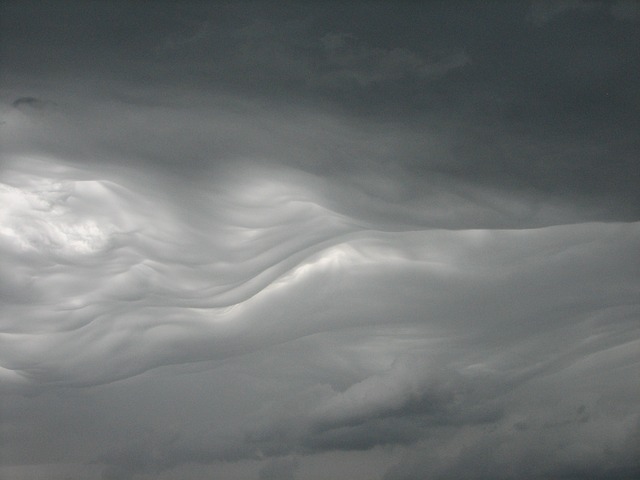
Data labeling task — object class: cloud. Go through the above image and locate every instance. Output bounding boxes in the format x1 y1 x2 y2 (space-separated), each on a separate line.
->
2 155 638 395
2 167 638 479
1 3 639 479
310 356 463 429
528 0 640 25
317 32 470 86
610 0 640 21
157 21 211 53
11 96 51 111
0 157 357 386
1 87 638 477
383 411 640 480
527 1 601 26
259 457 299 480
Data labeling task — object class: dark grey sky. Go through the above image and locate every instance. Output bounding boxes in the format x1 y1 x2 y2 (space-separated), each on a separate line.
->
1 2 639 480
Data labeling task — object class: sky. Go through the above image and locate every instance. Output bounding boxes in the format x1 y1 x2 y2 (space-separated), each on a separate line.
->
0 1 639 479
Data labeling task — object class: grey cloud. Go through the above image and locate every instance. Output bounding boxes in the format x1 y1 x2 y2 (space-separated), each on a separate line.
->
3 154 636 388
306 356 478 432
11 96 51 111
159 21 211 52
259 457 299 480
383 416 640 480
97 433 256 480
528 0 640 25
379 343 640 480
317 32 470 86
2 153 638 385
238 282 638 459
3 2 639 216
5 86 636 226
1 150 638 479
527 0 601 26
610 0 640 21
1 2 639 479
303 419 425 452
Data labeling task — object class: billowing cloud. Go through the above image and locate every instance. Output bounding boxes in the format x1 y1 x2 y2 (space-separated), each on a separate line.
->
1 151 638 478
4 154 636 391
1 2 639 480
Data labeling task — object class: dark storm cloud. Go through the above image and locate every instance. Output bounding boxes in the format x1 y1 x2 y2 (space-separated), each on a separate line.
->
1 2 639 480
528 0 640 25
315 31 470 86
10 96 49 111
3 1 638 217
527 0 601 26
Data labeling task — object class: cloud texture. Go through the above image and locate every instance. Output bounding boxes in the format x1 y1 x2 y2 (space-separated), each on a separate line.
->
2 148 638 479
1 2 639 480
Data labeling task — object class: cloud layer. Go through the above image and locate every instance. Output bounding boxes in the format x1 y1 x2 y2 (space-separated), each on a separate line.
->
2 153 638 479
1 2 639 480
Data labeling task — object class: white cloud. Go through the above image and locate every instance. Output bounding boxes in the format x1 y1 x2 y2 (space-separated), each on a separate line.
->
0 175 117 256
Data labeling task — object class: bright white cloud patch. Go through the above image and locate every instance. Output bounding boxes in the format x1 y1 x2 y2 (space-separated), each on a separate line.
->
0 177 113 255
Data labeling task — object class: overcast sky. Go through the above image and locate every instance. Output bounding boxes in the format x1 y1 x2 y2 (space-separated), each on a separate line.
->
1 1 639 479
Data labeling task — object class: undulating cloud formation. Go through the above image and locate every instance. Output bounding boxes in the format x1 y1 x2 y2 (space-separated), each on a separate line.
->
1 2 639 480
